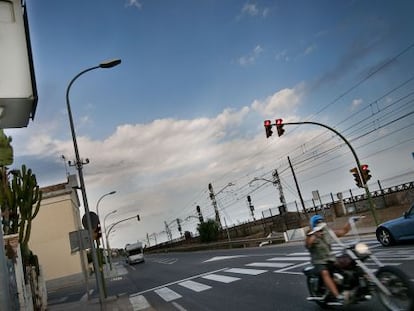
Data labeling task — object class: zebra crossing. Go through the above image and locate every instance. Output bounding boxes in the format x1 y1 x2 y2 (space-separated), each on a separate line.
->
128 239 413 310
144 257 178 265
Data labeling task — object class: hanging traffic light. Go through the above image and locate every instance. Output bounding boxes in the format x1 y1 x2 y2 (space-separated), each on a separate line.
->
350 167 363 188
360 164 372 183
264 120 273 138
275 119 285 137
94 223 102 240
247 195 254 212
137 214 140 221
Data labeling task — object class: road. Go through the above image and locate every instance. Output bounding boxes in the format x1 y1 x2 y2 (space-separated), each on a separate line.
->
48 237 414 310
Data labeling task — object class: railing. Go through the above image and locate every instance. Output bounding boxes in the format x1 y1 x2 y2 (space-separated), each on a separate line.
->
146 234 286 253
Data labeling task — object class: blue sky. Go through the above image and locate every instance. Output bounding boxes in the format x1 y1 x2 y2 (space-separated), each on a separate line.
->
5 0 414 247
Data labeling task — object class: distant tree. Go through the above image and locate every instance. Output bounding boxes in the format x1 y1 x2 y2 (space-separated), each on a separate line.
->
197 219 219 243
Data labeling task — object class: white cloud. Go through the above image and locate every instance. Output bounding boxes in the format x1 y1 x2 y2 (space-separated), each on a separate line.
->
125 0 142 9
304 43 316 55
251 84 305 117
9 84 313 247
238 45 263 66
351 98 363 111
241 3 269 18
275 50 290 62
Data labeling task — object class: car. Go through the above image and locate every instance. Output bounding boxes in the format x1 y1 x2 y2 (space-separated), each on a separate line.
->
376 203 414 246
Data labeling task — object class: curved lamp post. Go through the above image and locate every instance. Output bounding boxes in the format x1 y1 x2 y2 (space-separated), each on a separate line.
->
96 191 116 253
103 209 117 270
106 215 139 269
66 58 121 304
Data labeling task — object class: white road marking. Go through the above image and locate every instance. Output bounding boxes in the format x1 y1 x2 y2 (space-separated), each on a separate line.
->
80 289 94 302
274 261 310 275
224 268 267 275
179 280 212 292
365 262 401 266
203 255 247 263
130 267 228 296
268 256 310 261
129 294 151 311
202 274 240 283
172 301 188 311
246 262 291 268
154 287 182 302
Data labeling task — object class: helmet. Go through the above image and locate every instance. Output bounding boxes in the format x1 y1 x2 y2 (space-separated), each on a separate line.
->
310 215 323 229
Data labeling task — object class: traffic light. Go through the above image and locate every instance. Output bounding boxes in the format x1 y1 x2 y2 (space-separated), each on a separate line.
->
264 120 273 138
247 195 254 212
360 164 372 183
196 205 204 223
275 119 285 137
94 223 102 240
137 214 140 221
177 218 182 235
350 167 363 188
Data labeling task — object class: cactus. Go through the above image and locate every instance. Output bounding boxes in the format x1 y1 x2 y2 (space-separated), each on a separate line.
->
12 165 42 259
0 129 15 235
1 164 42 261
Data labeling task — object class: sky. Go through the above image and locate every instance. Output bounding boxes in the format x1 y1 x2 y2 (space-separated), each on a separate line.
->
4 0 414 248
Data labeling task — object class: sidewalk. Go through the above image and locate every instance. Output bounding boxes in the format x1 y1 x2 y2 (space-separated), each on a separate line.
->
47 264 136 311
47 294 134 311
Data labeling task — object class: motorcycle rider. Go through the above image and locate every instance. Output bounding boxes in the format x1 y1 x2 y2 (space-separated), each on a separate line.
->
305 214 351 305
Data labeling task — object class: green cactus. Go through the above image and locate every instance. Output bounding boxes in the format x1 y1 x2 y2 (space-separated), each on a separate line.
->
12 165 42 259
1 164 42 261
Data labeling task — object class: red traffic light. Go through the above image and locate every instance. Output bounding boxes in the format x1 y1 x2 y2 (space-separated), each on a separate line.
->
264 120 273 138
360 164 371 183
275 119 285 137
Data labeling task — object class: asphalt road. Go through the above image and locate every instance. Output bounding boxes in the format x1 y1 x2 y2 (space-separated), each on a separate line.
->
48 236 414 311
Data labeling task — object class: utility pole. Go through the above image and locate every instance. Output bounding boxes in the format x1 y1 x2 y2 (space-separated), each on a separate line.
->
164 221 172 241
272 169 287 214
287 156 308 218
247 195 255 220
208 183 222 228
176 218 182 236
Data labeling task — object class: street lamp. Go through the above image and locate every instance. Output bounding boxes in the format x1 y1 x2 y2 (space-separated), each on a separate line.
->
103 210 117 270
96 190 116 252
66 58 121 305
106 214 139 268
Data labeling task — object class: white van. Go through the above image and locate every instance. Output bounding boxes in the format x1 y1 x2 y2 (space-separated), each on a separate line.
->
125 242 145 264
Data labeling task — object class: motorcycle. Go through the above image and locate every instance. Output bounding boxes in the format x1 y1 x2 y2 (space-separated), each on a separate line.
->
303 217 414 310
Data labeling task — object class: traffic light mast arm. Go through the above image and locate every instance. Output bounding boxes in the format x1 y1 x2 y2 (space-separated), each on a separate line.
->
284 121 364 178
282 120 378 225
